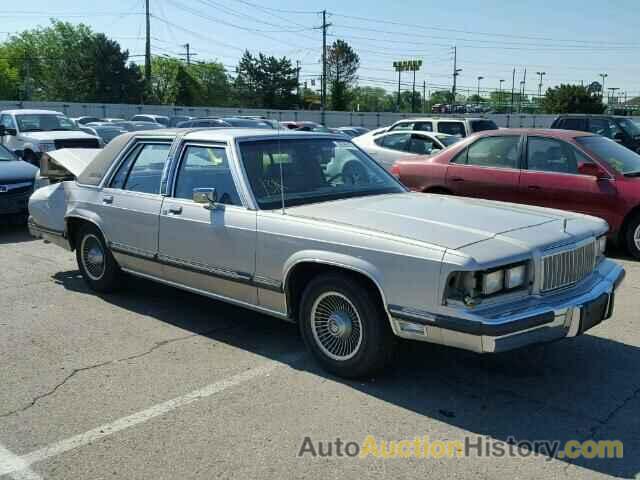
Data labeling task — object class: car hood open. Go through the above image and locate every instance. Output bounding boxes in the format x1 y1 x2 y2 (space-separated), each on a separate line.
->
41 148 101 179
286 192 604 252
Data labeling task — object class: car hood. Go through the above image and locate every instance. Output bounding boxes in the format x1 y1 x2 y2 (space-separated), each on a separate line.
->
21 131 98 141
286 193 606 252
0 160 38 183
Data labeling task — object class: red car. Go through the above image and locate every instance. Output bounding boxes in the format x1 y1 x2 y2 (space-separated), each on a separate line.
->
391 128 640 258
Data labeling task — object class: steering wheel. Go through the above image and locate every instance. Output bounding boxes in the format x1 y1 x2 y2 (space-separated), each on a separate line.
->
327 160 369 185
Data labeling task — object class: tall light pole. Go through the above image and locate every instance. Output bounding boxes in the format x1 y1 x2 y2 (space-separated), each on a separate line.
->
393 60 422 113
599 73 608 101
476 76 484 100
499 79 505 110
536 71 546 98
451 46 461 111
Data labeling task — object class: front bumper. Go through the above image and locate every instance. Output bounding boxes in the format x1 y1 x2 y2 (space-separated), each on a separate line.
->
389 259 625 353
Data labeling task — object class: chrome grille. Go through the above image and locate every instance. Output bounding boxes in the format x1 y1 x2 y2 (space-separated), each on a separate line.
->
542 241 596 292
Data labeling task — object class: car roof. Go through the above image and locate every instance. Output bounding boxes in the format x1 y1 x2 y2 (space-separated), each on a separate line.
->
2 109 64 115
472 128 595 139
176 128 344 142
393 117 488 123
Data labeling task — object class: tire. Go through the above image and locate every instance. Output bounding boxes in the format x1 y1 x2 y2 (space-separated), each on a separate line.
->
624 212 640 259
75 224 121 292
298 273 395 378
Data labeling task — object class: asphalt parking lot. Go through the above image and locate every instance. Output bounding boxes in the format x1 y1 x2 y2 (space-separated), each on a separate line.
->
1 225 639 479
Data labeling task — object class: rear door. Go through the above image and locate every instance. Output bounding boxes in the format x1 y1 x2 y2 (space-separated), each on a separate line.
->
372 132 413 170
445 135 523 201
519 135 618 219
99 140 172 275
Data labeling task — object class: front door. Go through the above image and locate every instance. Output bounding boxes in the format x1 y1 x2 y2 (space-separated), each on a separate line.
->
520 135 619 222
99 140 171 276
445 134 522 201
158 143 257 304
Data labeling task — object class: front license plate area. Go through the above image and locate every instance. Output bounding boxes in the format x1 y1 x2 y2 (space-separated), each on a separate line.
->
580 293 609 334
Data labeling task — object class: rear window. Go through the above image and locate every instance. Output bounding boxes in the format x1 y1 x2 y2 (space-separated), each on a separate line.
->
558 118 587 131
470 120 498 133
438 122 466 137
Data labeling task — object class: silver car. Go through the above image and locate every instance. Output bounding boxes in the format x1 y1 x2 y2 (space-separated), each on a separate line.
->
354 130 460 170
28 129 625 378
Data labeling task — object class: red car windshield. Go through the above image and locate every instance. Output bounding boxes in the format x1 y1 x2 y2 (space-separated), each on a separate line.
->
577 135 640 176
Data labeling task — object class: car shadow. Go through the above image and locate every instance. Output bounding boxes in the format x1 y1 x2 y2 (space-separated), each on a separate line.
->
0 225 35 245
52 270 639 478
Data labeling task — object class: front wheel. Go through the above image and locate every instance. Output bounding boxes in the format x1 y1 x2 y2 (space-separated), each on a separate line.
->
75 224 121 292
625 213 640 259
299 273 395 378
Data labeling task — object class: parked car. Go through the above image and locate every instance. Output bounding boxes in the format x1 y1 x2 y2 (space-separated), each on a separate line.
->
109 121 165 132
387 117 498 138
169 115 194 127
29 128 624 377
72 116 102 126
391 128 640 258
101 118 126 123
354 130 459 170
0 109 102 165
550 115 640 153
79 124 128 144
0 143 39 223
129 114 170 126
335 127 361 138
177 118 231 128
220 117 275 129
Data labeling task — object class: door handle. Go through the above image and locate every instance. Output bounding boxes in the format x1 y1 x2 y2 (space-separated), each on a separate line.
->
450 177 465 182
168 205 183 215
102 195 113 204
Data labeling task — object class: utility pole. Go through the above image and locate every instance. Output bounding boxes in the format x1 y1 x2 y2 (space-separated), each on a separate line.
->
510 68 516 114
499 79 505 111
320 10 331 120
296 60 301 107
599 73 608 101
476 75 484 99
519 68 527 113
184 43 191 65
423 80 426 113
451 46 461 111
145 0 151 88
395 64 402 111
536 71 546 98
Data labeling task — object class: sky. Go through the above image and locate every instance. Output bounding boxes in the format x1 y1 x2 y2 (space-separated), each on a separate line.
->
2 0 639 100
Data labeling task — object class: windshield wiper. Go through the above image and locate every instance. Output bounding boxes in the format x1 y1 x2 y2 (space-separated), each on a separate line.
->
623 171 640 177
21 128 44 132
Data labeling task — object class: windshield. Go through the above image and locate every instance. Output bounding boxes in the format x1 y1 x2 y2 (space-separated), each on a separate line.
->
438 135 462 147
0 145 16 161
617 118 640 137
239 138 406 209
576 135 640 175
16 114 77 132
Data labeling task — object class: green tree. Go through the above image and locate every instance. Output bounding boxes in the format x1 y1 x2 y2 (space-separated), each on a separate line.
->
192 62 231 106
0 58 20 100
174 65 201 106
234 51 298 109
542 84 605 114
325 40 360 111
350 86 389 111
149 56 182 104
1 20 142 102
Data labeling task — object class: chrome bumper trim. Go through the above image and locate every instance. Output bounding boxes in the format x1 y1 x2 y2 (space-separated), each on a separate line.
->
390 260 625 354
28 218 71 251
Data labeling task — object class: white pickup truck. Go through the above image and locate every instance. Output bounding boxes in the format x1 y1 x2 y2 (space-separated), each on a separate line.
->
0 109 102 165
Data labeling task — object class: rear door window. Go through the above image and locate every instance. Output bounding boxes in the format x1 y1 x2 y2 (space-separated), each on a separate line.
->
380 133 412 151
413 122 433 132
389 122 414 131
437 122 466 137
469 120 498 133
465 136 521 168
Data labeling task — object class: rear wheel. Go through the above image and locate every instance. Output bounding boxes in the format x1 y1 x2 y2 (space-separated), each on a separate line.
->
75 224 121 292
299 273 395 378
625 213 640 259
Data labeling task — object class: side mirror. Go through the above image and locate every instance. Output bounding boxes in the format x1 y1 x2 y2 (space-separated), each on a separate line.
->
613 132 625 143
578 163 608 179
193 187 218 209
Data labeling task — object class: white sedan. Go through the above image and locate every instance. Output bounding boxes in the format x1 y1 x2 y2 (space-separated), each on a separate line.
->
354 130 460 170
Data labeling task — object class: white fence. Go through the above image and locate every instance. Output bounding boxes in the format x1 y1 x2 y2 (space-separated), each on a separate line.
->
1 100 638 129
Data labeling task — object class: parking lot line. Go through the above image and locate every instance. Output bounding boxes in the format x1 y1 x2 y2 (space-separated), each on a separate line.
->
0 444 42 480
0 355 301 478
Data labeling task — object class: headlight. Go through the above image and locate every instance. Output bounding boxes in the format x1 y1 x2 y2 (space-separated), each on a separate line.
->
446 262 531 306
38 143 56 153
597 236 607 257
